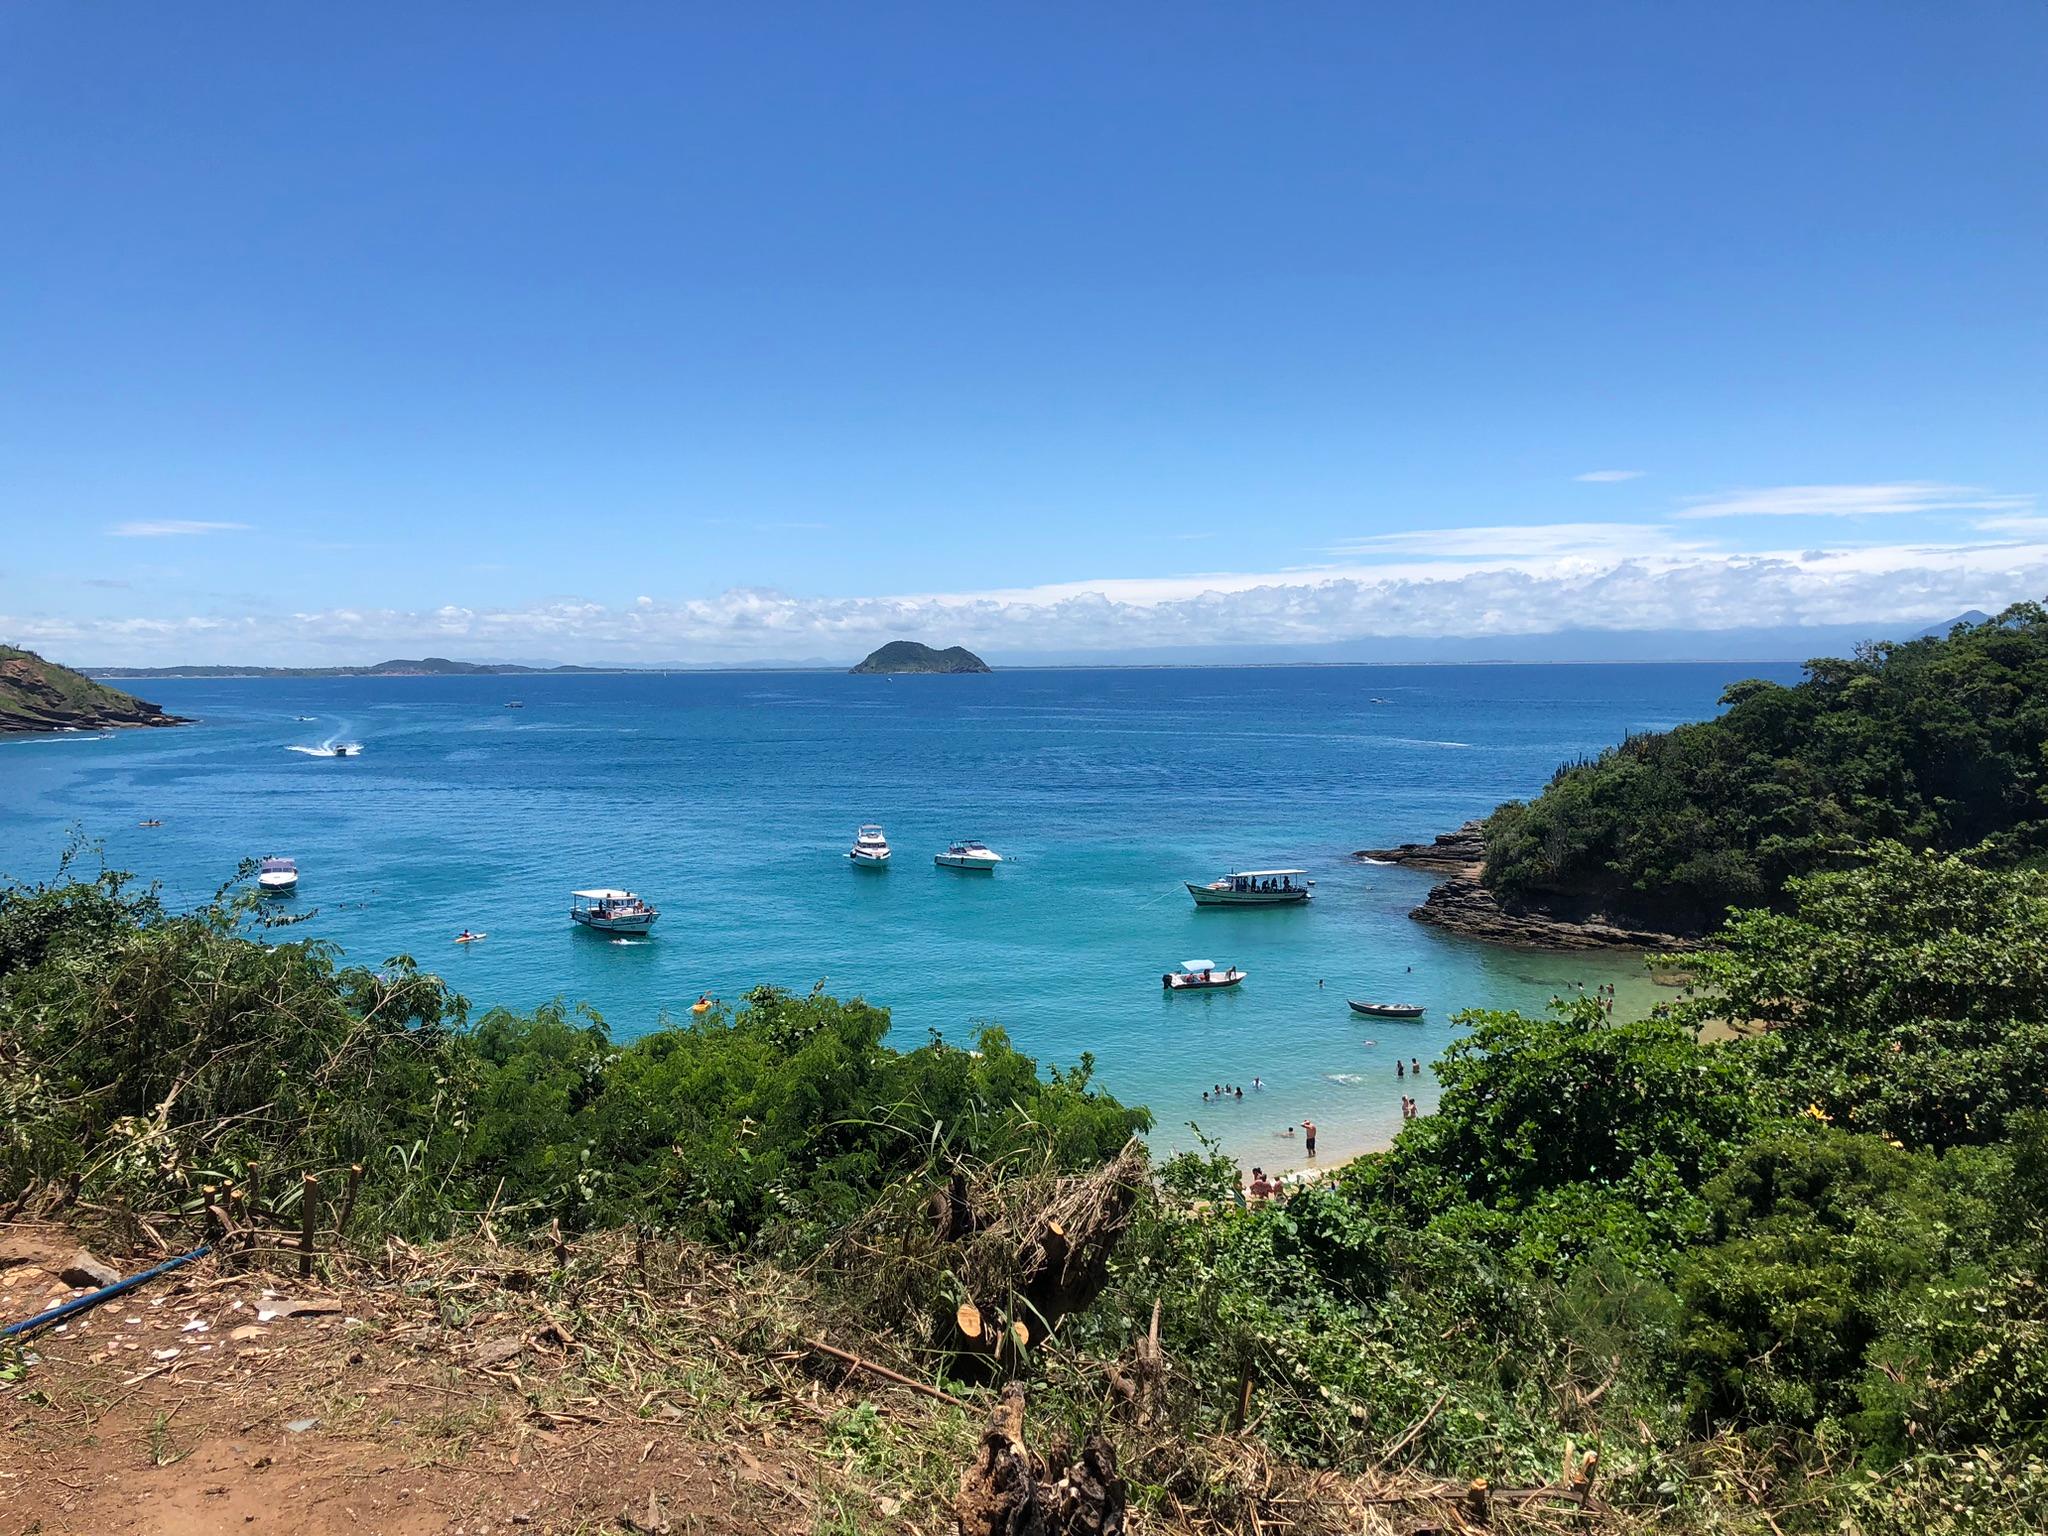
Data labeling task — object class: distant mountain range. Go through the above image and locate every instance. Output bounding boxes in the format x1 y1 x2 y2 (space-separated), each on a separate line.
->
74 612 2006 677
85 656 619 680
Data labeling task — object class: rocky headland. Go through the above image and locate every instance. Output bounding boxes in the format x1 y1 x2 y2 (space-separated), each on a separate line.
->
0 646 189 734
1358 819 1694 952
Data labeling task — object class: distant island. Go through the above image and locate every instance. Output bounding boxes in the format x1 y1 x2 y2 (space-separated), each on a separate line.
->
86 656 615 680
1 646 189 734
850 641 991 675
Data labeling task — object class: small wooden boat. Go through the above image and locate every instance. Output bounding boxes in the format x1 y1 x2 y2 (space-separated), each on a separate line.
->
1165 959 1246 991
1348 999 1424 1019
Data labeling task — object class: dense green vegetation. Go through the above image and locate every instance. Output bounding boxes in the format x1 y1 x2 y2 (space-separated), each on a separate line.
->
849 640 991 674
0 857 1144 1252
1482 602 2048 933
7 840 2048 1530
1103 847 2048 1531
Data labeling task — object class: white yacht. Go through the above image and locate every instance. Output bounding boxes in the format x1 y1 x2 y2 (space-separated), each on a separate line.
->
848 824 891 866
1186 868 1313 907
257 857 299 896
569 888 659 933
934 839 1002 871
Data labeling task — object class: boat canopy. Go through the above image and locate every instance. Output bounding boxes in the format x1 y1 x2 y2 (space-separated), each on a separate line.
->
259 857 296 872
1230 868 1307 878
572 888 636 900
1181 959 1217 972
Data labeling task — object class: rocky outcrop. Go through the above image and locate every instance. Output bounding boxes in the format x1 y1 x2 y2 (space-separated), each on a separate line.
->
1360 819 1694 952
1355 819 1487 875
0 646 189 734
1410 874 1695 952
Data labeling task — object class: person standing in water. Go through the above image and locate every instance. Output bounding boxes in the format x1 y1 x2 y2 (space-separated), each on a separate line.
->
1302 1118 1318 1157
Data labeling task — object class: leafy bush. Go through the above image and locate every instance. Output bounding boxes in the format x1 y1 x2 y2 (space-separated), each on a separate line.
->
0 869 1147 1253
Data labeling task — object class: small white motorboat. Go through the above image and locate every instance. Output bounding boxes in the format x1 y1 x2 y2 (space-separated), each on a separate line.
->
1164 959 1245 991
331 742 360 757
570 888 659 933
257 857 299 896
934 839 1002 871
1187 868 1313 907
848 824 891 866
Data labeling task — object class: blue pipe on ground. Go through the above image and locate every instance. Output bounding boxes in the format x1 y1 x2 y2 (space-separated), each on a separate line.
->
1 1245 213 1341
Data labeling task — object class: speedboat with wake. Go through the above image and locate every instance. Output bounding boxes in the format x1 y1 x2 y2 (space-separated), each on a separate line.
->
934 839 1002 871
848 824 891 866
569 888 659 934
1187 868 1313 907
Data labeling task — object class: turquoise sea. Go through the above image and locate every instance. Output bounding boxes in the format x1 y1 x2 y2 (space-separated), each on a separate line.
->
0 663 1797 1170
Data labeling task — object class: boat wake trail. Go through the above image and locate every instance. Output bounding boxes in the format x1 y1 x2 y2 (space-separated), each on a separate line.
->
288 724 363 757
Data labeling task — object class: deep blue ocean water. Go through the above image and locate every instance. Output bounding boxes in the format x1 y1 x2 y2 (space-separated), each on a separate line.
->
0 663 1798 1169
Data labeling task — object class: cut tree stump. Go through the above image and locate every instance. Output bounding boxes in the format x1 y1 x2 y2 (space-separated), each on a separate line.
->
956 1382 1124 1536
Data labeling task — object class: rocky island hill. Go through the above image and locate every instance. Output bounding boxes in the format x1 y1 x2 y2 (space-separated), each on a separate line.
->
850 640 991 674
1361 602 2048 950
0 645 189 734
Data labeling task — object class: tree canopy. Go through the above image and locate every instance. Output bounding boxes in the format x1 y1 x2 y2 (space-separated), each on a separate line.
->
1481 602 2048 932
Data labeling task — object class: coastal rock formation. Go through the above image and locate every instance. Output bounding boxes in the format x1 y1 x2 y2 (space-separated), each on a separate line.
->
1410 873 1695 952
1360 818 1692 952
1355 820 1487 875
852 640 992 675
0 646 189 734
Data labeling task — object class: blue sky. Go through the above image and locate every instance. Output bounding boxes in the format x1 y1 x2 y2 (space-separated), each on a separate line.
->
4 3 2045 663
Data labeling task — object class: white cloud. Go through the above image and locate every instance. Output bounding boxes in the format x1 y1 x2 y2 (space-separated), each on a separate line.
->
1672 483 2031 521
106 520 251 538
1330 521 1710 564
1575 469 1644 483
14 539 2045 665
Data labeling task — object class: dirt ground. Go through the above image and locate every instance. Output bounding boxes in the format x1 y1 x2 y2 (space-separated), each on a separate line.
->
0 1225 902 1536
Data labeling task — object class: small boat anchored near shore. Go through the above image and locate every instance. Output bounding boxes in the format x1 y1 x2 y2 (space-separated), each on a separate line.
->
570 888 659 934
257 857 299 896
848 824 891 866
1348 999 1425 1019
1164 959 1245 991
934 839 1002 871
1187 869 1313 907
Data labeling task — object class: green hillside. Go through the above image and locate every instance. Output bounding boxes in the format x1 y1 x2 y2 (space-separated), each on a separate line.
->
1481 602 2048 933
0 645 186 733
850 640 991 674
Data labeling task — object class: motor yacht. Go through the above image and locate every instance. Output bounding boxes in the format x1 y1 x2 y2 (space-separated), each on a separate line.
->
934 839 1002 871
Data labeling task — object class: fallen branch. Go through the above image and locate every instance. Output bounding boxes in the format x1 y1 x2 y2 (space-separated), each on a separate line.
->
800 1336 968 1408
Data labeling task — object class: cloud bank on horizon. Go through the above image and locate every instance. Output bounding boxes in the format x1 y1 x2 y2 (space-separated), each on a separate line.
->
11 482 2043 665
